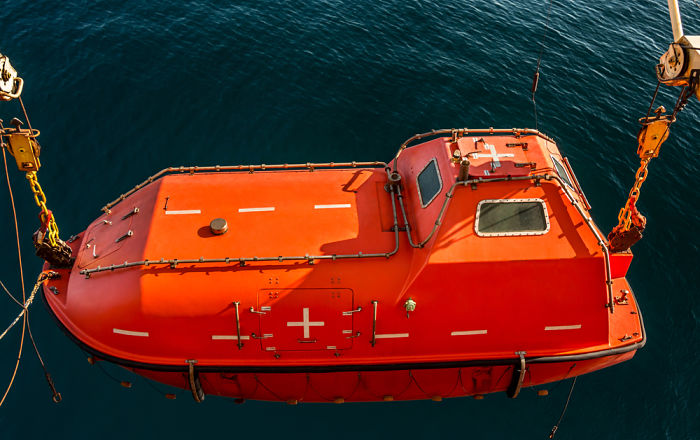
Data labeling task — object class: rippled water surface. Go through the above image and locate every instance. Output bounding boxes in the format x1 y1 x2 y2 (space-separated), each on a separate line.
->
1 1 699 438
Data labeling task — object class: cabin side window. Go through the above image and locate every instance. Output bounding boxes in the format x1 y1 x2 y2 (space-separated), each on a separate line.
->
475 199 550 236
416 158 442 208
551 155 573 189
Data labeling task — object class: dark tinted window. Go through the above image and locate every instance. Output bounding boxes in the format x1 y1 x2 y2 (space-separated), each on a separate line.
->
552 156 573 188
417 159 442 207
477 201 548 235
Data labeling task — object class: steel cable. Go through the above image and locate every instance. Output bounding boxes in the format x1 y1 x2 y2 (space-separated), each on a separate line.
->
548 377 577 438
532 0 553 130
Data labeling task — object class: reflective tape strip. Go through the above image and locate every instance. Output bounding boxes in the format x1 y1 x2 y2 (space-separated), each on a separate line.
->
238 207 275 213
113 328 149 337
211 335 250 340
544 325 582 331
314 204 351 209
374 333 409 339
165 210 201 215
450 330 487 336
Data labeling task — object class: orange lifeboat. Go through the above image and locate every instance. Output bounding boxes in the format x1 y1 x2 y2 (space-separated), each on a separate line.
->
41 128 644 402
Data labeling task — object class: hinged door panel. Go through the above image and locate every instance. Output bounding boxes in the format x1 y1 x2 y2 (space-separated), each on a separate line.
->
258 289 354 351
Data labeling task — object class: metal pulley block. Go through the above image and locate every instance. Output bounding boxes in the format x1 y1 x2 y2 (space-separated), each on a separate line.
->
656 33 700 100
1 118 41 171
636 107 673 160
657 42 687 86
0 54 23 101
608 223 644 253
33 233 73 268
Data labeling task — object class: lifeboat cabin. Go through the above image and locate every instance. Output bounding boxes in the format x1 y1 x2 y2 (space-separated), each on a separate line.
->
43 128 645 402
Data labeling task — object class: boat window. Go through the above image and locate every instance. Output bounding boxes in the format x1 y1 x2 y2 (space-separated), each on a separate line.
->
475 199 550 236
551 155 573 188
417 158 442 208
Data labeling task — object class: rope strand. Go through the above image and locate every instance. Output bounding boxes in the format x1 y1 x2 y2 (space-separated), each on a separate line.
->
2 128 60 402
0 138 28 408
548 377 577 439
0 281 40 341
0 278 23 307
532 0 553 130
25 311 61 402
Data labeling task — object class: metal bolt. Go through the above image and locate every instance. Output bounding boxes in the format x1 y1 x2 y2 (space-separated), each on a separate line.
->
404 297 416 318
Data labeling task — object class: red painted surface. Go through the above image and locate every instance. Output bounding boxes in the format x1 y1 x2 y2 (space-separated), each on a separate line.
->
43 132 644 402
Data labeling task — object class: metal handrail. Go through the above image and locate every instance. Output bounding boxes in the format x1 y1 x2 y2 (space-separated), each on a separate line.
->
90 129 613 313
101 128 554 213
85 169 616 315
392 173 614 313
81 168 401 277
391 127 556 171
101 161 389 213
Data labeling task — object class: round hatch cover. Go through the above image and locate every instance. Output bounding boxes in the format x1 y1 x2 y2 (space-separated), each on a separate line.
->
210 218 228 235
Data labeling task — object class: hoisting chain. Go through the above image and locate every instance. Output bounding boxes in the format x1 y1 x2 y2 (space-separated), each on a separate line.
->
26 172 60 246
0 115 73 268
26 172 72 267
608 82 695 252
616 157 652 230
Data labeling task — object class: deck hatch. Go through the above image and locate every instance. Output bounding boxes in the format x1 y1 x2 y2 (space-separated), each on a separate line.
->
416 157 442 208
475 198 550 236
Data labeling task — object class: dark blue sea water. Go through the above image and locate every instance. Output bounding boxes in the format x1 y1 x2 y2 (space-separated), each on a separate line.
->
1 0 698 438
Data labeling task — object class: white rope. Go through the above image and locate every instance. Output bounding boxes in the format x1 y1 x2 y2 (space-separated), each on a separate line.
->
0 281 39 341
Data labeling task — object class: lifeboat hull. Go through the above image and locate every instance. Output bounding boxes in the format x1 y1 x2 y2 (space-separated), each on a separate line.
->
42 130 645 402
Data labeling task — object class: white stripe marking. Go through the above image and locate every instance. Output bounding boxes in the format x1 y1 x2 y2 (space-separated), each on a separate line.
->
342 330 353 334
165 210 201 215
374 333 409 339
211 335 250 340
326 346 337 350
265 347 276 351
545 325 582 331
451 330 488 336
113 328 149 337
238 207 275 213
314 204 351 209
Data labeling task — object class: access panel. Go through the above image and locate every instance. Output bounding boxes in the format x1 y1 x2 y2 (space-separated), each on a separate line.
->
257 289 354 351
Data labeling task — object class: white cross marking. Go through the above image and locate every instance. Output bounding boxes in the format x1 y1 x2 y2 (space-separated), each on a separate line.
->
286 307 324 338
472 144 514 168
